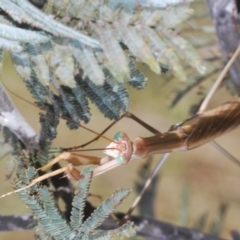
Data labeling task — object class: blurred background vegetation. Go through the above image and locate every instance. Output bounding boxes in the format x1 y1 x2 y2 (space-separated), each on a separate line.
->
1 0 240 239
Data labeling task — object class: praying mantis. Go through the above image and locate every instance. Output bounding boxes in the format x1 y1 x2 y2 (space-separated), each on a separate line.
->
1 45 240 240
1 45 240 204
1 2 240 240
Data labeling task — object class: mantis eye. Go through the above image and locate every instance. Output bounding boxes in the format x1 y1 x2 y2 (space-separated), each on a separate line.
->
114 132 123 142
116 155 126 164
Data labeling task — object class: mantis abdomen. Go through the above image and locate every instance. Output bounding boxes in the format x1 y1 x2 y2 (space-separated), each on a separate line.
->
133 98 240 157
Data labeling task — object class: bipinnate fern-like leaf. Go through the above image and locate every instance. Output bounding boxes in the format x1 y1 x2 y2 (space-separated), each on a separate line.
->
15 166 71 240
70 167 93 230
76 74 129 120
0 0 100 48
46 0 202 81
0 0 204 84
39 102 59 148
39 187 72 239
14 163 135 240
78 188 131 234
9 41 129 128
69 167 135 239
0 0 206 133
19 189 64 240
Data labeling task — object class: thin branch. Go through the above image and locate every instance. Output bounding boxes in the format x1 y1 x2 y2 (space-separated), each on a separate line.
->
0 214 36 231
198 44 240 113
0 213 224 240
211 141 240 167
0 81 39 149
121 153 170 224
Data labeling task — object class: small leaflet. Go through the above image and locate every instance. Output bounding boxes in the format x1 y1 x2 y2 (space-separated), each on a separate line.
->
114 22 160 74
47 45 76 87
10 51 32 80
163 5 194 28
95 22 130 83
0 23 50 44
0 37 23 52
26 43 50 86
164 30 206 75
71 44 105 85
138 25 187 81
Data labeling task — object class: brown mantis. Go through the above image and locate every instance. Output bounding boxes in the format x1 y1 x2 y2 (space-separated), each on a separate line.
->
1 45 240 236
1 90 240 195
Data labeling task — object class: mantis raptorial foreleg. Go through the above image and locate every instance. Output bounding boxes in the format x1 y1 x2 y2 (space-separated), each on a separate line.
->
0 149 117 198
